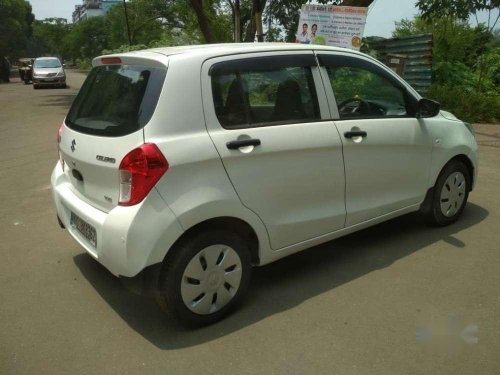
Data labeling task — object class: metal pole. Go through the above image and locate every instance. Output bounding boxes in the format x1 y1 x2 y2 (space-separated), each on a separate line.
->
235 0 241 42
123 0 132 45
254 0 263 42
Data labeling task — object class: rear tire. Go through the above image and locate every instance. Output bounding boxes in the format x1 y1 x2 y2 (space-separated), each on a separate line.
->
155 229 252 327
422 160 470 226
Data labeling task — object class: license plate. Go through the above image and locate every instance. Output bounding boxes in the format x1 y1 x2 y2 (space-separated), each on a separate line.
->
70 212 97 247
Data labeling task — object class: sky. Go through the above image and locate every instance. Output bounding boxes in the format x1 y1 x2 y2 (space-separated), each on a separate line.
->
29 0 497 38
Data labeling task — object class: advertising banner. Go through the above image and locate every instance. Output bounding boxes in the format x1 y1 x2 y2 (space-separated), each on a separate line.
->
295 5 368 50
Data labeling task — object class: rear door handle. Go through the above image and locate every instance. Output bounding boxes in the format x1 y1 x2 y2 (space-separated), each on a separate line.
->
344 131 367 139
226 138 261 150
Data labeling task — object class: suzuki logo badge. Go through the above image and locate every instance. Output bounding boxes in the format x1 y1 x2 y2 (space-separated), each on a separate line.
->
71 139 76 152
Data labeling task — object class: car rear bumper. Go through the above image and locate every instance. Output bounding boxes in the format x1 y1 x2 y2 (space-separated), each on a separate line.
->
51 162 184 277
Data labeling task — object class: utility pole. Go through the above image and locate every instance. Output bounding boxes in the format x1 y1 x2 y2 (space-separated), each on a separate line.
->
122 0 132 45
254 0 263 42
235 0 241 42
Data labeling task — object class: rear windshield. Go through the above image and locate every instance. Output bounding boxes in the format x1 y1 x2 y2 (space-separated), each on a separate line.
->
66 64 167 137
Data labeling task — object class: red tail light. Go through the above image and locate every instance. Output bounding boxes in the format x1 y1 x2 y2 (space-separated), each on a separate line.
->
118 144 169 206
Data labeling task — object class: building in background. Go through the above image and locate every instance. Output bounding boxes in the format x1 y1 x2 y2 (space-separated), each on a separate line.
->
72 0 122 24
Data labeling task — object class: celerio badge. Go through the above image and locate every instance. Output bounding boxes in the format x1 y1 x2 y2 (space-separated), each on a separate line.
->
96 155 116 164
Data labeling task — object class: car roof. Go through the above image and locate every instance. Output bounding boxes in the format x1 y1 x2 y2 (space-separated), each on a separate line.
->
35 57 60 60
114 43 367 60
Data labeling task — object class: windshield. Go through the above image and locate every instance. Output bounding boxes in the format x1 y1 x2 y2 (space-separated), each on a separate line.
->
34 58 61 68
66 64 167 137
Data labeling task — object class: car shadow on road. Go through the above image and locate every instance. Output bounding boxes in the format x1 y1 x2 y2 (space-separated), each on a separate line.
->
73 203 488 349
37 93 77 107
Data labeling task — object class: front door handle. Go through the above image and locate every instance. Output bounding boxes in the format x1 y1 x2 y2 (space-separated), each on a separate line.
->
344 131 367 139
226 138 261 150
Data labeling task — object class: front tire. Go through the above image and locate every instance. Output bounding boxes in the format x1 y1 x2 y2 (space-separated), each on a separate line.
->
422 160 470 226
156 230 252 327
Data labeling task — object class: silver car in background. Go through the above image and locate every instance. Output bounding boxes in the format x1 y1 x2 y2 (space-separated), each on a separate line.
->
33 57 66 89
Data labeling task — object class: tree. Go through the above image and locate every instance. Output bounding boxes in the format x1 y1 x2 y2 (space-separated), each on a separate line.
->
413 1 499 90
0 0 34 58
63 17 109 61
393 14 500 122
48 0 378 63
416 0 500 32
393 17 493 65
105 1 164 46
0 0 34 81
30 18 71 59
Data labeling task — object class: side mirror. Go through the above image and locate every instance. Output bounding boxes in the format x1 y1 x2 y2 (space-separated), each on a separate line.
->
417 98 440 118
28 64 32 68
63 63 66 68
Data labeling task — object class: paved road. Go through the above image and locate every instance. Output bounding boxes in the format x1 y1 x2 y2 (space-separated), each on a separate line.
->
1 71 500 375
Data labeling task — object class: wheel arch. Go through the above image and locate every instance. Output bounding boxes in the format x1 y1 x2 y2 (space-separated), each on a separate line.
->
439 154 475 191
421 153 474 215
164 216 261 266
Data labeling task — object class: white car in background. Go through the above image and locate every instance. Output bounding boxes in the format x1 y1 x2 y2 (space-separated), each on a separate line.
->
32 57 66 89
51 44 478 326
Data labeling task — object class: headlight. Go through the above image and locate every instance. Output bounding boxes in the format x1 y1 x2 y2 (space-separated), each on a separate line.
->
463 122 475 137
56 71 65 77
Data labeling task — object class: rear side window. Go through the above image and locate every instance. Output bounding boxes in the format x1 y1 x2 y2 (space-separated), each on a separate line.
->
66 65 166 137
211 55 320 129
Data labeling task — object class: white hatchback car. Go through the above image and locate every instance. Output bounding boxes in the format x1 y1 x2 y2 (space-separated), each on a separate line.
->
52 44 478 326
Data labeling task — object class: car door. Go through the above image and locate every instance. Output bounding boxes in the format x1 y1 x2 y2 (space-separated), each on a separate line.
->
202 51 346 250
317 52 433 227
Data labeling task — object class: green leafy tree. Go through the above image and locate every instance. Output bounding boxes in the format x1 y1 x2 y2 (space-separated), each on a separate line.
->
63 17 109 61
0 0 34 81
0 0 34 57
397 7 500 121
416 0 500 32
105 1 164 46
393 17 493 65
30 18 71 59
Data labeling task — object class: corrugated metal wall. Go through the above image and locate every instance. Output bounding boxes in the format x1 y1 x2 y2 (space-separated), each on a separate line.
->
371 34 433 94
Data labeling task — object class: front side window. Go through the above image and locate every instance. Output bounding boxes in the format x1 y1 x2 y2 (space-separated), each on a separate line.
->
323 58 410 120
211 56 320 129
